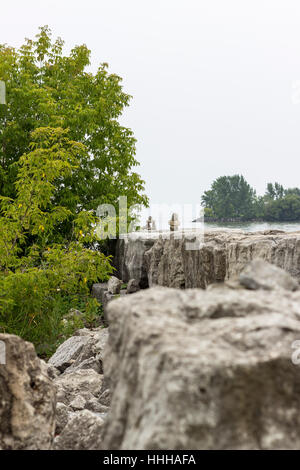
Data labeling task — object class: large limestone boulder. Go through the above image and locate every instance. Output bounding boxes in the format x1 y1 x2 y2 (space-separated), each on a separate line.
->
226 231 300 281
115 230 300 289
0 334 56 450
115 233 158 287
144 235 186 288
48 327 108 375
183 232 228 288
62 327 109 375
103 286 300 450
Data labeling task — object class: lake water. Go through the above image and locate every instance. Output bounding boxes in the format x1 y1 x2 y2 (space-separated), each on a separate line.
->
203 221 300 233
139 207 300 232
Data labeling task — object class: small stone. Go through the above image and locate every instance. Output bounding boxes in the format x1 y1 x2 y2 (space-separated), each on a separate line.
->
168 213 180 231
107 276 123 294
64 308 83 321
45 362 60 379
146 216 152 230
64 356 102 374
74 328 95 337
126 279 140 294
70 395 86 410
91 283 108 303
144 216 156 231
85 397 109 413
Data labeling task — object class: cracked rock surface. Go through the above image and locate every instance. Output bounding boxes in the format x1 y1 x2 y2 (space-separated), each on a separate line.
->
103 282 300 450
0 334 56 450
116 230 300 288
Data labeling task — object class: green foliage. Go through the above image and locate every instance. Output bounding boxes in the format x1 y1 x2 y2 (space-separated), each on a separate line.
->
0 26 148 227
0 127 113 355
264 194 300 221
202 176 300 222
265 182 285 201
203 207 214 219
262 182 300 221
201 175 257 220
0 27 148 354
285 187 300 197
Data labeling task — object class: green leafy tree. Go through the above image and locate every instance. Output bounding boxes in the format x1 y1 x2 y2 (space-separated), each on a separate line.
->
263 183 300 221
0 127 113 355
202 177 300 222
0 26 148 229
284 187 300 197
265 182 285 201
201 175 257 220
264 194 300 221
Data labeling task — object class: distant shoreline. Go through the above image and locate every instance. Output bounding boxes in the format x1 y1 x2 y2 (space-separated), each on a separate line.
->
192 217 300 223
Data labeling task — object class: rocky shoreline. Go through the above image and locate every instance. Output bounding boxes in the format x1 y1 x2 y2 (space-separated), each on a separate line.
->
116 229 300 289
193 217 263 223
1 231 300 450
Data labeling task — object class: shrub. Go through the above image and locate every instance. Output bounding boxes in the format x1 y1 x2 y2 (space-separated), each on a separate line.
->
0 127 113 356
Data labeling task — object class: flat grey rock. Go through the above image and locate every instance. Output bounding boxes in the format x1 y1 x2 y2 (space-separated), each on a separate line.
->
48 335 89 372
53 410 104 450
239 258 299 291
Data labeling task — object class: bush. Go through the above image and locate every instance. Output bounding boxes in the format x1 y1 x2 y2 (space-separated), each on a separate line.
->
0 270 106 357
264 194 300 222
0 127 113 356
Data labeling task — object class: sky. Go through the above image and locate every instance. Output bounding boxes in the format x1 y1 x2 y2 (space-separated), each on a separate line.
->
1 0 300 210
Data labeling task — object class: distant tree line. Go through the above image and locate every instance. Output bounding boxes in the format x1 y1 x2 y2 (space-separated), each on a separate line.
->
202 175 300 222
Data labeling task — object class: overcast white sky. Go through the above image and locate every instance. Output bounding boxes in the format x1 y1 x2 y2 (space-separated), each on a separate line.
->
1 0 300 207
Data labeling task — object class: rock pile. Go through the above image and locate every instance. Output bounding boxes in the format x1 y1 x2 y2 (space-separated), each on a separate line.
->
2 258 300 450
49 327 110 450
102 261 300 450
